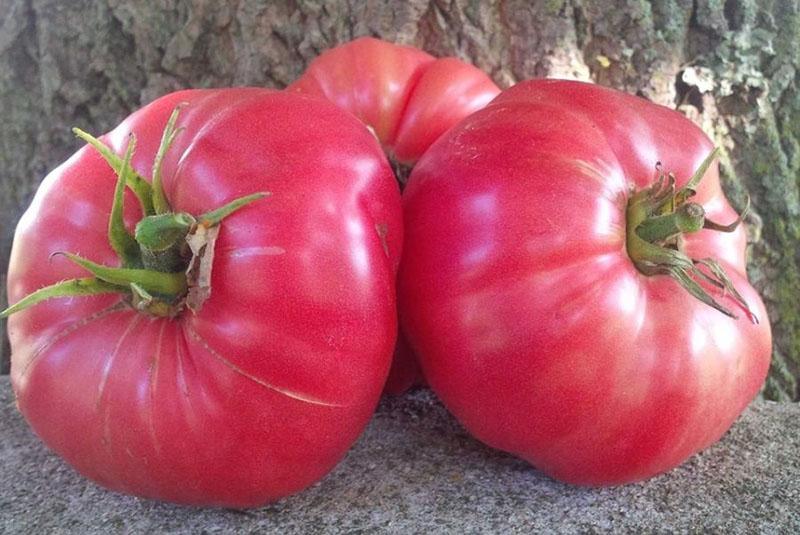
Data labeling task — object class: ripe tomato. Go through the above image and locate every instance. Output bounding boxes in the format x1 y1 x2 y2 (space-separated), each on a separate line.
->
288 36 500 166
399 79 772 485
5 88 402 506
290 37 500 394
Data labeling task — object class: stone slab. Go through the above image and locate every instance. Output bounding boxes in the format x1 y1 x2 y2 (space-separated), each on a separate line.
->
1 376 798 533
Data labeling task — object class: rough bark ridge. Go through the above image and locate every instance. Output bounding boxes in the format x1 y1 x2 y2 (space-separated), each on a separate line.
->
1 0 798 400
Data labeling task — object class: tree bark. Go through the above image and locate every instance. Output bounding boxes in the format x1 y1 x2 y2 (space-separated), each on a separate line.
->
1 0 798 400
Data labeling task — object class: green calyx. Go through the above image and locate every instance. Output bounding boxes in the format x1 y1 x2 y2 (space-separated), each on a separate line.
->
2 106 267 319
625 148 757 323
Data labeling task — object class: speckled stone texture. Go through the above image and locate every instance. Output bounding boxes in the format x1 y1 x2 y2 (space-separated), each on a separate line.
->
1 378 798 533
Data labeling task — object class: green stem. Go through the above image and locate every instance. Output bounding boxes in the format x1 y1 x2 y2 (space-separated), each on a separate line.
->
108 135 142 268
1 278 126 318
73 128 155 216
59 252 187 297
635 202 706 243
135 213 195 251
135 213 195 272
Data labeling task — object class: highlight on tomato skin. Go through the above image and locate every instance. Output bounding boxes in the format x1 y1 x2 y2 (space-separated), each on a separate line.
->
288 36 501 396
4 88 403 507
398 78 772 487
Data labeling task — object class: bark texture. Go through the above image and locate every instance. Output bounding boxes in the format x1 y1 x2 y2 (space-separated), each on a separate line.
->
1 0 798 399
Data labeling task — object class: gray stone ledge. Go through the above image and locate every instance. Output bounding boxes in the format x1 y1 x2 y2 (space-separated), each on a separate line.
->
1 376 798 534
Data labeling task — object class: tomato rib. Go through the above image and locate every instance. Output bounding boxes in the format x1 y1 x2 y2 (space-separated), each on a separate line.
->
14 302 128 384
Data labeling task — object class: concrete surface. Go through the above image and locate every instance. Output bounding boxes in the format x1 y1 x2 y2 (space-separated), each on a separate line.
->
1 376 798 534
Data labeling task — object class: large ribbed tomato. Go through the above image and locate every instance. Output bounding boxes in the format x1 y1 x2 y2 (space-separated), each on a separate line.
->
5 89 402 506
399 79 772 485
289 37 500 394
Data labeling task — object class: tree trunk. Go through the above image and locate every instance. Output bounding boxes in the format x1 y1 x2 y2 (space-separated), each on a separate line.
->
1 0 798 400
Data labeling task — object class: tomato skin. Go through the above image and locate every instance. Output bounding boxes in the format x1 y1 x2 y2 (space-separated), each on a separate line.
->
7 89 402 506
381 332 423 396
287 37 500 165
399 79 772 485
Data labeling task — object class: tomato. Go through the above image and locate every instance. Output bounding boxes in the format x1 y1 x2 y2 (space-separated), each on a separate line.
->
399 79 772 485
288 36 500 166
289 37 501 394
5 88 402 506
